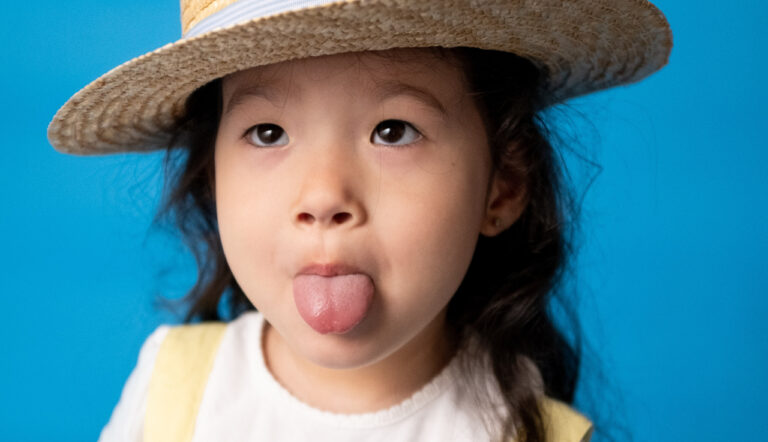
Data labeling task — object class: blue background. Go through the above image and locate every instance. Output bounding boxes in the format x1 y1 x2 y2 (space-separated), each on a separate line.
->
2 0 766 440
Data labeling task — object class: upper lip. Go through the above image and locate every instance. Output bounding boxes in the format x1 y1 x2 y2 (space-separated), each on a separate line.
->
297 262 365 277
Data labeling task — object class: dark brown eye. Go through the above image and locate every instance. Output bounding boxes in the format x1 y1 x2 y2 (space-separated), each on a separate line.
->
371 120 422 146
246 123 289 147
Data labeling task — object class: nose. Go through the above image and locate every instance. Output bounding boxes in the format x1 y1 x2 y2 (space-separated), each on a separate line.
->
291 152 367 231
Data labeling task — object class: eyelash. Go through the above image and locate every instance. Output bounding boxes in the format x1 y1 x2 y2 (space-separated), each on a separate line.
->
242 119 423 148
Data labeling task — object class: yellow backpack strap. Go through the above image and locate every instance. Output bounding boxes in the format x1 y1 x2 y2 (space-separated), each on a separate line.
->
144 322 227 442
540 397 594 442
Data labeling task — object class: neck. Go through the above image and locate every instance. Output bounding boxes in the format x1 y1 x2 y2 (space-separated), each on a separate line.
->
263 312 456 414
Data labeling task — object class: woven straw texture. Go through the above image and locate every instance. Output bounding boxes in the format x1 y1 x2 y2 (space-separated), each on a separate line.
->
48 0 672 155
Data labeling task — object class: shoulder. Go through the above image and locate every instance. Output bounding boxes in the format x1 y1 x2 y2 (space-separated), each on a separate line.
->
539 397 593 442
149 311 262 366
456 344 592 441
515 355 593 441
152 321 228 362
98 325 172 441
100 315 263 441
142 320 231 441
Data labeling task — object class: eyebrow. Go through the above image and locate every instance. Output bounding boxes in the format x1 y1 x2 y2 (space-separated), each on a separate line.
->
222 80 448 117
223 84 286 116
371 80 449 117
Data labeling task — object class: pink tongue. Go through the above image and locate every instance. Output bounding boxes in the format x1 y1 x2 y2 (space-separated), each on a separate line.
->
293 274 374 334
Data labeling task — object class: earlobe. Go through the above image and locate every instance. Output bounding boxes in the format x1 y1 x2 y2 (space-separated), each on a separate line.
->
480 171 527 237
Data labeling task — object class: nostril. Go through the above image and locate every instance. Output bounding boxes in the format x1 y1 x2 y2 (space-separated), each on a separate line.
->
332 212 352 224
297 213 315 223
296 212 353 225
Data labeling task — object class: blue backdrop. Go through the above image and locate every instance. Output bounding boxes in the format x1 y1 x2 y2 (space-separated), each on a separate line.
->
2 0 766 440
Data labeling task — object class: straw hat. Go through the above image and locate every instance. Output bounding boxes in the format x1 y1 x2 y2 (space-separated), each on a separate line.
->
48 0 672 155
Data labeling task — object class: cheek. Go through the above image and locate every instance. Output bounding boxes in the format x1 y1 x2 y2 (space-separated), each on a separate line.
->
375 152 489 305
214 145 287 303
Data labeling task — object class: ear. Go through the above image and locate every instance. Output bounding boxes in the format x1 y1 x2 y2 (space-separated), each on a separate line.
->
480 170 527 237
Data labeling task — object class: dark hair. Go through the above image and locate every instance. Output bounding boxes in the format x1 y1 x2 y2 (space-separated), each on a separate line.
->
160 47 583 442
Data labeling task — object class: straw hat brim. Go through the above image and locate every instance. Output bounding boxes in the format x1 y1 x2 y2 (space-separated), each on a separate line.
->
47 0 672 155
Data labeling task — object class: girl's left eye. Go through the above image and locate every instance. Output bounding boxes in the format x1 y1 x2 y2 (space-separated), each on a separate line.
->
371 120 422 146
244 123 289 147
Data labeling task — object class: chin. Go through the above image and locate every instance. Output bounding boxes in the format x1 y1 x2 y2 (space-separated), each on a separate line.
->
293 324 396 370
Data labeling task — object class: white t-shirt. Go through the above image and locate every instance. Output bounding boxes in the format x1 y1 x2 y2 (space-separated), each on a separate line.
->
99 311 509 441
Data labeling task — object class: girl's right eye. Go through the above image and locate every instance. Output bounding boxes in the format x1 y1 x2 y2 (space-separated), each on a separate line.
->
244 123 289 147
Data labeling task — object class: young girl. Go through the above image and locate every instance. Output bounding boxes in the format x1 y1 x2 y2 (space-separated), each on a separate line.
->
48 1 672 441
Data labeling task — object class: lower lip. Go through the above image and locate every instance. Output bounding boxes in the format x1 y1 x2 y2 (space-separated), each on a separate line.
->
292 273 375 334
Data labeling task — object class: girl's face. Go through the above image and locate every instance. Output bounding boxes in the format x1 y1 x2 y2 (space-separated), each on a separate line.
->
215 49 495 370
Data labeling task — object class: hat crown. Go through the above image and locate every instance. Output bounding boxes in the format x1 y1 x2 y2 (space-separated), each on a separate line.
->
182 0 239 35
